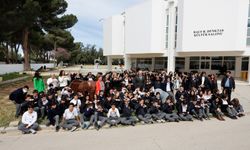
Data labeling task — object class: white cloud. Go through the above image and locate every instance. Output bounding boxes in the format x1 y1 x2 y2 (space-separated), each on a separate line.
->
65 0 146 48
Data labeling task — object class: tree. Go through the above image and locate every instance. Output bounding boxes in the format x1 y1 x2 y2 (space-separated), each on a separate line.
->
0 0 77 70
52 48 71 65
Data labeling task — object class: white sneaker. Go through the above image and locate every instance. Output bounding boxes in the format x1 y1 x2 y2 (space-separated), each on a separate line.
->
71 126 77 132
29 129 37 134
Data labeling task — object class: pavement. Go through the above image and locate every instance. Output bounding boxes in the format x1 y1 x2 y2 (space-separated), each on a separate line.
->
1 67 250 150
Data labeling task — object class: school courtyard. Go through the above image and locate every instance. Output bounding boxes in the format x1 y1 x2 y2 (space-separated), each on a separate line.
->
0 75 250 150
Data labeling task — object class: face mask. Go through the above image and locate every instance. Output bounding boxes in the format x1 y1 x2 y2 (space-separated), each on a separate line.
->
23 88 28 93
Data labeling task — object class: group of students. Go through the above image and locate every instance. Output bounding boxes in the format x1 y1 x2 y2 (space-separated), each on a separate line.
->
9 69 245 134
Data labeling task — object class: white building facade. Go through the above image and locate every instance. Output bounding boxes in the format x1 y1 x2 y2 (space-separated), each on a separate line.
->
103 0 250 82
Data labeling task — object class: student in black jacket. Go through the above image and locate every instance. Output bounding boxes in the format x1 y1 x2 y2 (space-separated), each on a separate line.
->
136 99 153 124
211 97 225 121
47 102 60 132
148 101 166 122
93 104 107 130
177 100 193 121
161 97 180 122
9 85 29 117
120 100 137 126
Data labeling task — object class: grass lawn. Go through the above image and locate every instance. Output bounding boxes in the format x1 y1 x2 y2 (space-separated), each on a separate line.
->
0 72 28 81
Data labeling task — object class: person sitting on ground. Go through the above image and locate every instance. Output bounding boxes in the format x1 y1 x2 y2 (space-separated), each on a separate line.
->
9 85 29 117
231 98 245 117
47 102 61 132
107 103 121 127
211 97 225 121
120 100 137 126
18 104 39 134
61 103 80 132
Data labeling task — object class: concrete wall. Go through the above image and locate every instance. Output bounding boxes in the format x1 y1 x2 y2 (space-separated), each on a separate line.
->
0 63 55 75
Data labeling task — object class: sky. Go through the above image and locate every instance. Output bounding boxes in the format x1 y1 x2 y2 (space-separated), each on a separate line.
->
65 0 145 48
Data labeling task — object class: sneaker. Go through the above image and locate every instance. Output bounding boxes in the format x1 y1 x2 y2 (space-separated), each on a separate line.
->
29 129 37 134
71 126 77 132
81 124 87 129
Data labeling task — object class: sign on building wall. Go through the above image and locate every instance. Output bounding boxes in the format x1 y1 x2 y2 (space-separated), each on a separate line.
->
177 0 249 52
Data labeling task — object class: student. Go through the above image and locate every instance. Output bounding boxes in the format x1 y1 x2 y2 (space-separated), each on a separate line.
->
58 70 71 90
9 85 29 117
231 98 245 117
95 76 105 95
18 104 39 134
70 94 81 112
136 99 153 124
177 100 193 121
81 103 95 129
161 97 180 122
107 103 121 127
221 71 235 101
38 94 49 118
47 74 59 91
120 100 137 126
47 102 60 132
211 97 225 121
221 95 238 119
148 101 166 123
33 71 45 93
93 104 107 130
61 103 80 132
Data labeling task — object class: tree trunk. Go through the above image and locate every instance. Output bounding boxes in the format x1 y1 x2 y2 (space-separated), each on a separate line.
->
14 44 20 63
22 27 31 71
4 42 10 64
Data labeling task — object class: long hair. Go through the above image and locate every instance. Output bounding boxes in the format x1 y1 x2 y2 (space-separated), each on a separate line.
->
33 71 42 79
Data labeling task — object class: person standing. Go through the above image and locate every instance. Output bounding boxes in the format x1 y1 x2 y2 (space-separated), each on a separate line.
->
95 76 105 95
33 71 45 93
9 85 29 117
58 70 71 90
221 71 235 101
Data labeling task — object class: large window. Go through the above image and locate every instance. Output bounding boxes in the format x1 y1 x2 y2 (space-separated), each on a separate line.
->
211 57 223 70
242 57 249 71
166 10 169 49
137 58 152 69
247 3 250 45
200 57 210 69
224 57 235 70
190 57 200 70
175 57 185 70
155 57 168 70
174 7 178 49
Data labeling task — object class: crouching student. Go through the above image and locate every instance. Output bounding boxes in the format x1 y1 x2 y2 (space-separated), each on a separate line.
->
47 102 60 132
107 103 121 127
18 104 39 134
61 103 80 132
120 100 137 126
211 97 225 121
161 97 180 122
93 104 107 130
231 98 245 117
136 99 153 124
177 100 193 121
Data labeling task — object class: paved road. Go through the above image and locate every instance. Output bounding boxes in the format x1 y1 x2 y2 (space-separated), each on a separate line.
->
1 73 250 150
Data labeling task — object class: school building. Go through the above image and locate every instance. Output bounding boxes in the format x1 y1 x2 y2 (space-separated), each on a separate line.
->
103 0 250 82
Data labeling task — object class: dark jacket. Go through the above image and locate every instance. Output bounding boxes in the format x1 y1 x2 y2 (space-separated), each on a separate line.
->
161 103 175 114
221 76 235 89
9 88 27 104
161 82 174 92
136 105 148 116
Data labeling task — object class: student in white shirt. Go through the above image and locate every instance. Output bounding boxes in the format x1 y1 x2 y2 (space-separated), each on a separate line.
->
70 94 81 112
107 104 121 127
61 103 80 132
58 70 71 90
47 74 59 90
18 104 39 134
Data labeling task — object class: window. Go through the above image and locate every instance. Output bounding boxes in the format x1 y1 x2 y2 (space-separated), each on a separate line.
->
247 4 250 45
242 57 249 71
211 57 223 70
155 57 168 70
174 7 178 49
200 57 210 69
137 58 152 69
166 10 169 49
175 57 185 69
224 57 235 70
190 57 200 70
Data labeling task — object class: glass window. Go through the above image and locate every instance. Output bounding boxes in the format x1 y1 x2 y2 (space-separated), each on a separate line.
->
211 57 223 70
241 57 249 71
175 57 185 69
137 58 152 70
155 57 168 70
190 57 200 70
174 7 178 49
224 57 235 70
247 38 250 45
200 57 210 69
166 10 169 49
248 28 250 36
